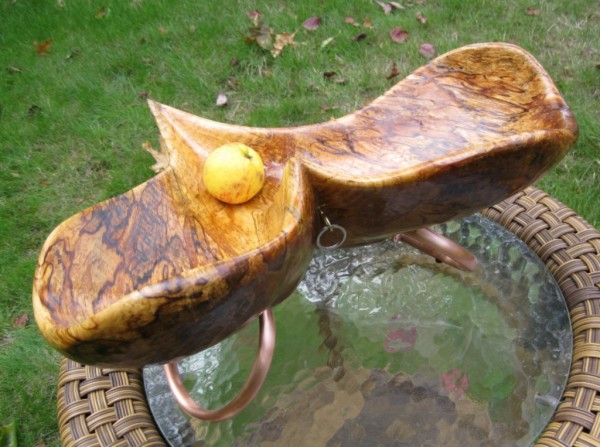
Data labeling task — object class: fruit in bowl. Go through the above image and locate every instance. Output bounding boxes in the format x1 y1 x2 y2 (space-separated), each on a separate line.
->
203 142 265 204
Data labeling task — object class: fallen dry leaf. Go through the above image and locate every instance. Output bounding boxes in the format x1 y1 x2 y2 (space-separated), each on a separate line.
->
375 1 392 14
386 62 400 79
390 1 405 9
143 140 170 173
419 42 436 58
215 92 228 106
246 9 262 25
95 6 109 19
345 17 358 26
303 16 321 30
416 11 428 24
390 27 409 43
323 71 346 84
352 32 367 42
33 39 53 55
245 22 274 51
363 18 374 28
320 105 339 111
272 32 297 57
525 8 540 15
321 36 335 49
13 313 29 328
6 66 22 74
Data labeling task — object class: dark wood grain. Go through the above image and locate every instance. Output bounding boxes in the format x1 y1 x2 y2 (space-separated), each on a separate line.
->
34 159 317 366
33 43 578 367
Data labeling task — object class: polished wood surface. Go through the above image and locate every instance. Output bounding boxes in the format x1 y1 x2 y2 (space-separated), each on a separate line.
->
33 43 578 367
33 158 316 366
153 43 577 246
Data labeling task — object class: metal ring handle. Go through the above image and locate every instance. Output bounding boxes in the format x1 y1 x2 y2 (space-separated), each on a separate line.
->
316 223 347 250
397 228 478 271
163 307 276 422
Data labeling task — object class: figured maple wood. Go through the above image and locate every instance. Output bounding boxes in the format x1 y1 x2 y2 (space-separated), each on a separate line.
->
33 43 578 367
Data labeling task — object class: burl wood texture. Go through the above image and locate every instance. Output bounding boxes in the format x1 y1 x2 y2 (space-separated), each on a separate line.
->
149 43 577 246
33 43 578 367
33 158 317 366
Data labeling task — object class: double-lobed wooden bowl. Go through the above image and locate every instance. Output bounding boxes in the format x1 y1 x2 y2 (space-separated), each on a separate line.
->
33 43 577 367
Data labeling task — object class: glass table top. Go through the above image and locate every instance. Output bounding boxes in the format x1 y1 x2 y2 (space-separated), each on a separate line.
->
144 213 572 446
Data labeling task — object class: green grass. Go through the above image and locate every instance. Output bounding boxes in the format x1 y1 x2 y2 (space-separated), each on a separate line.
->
0 0 598 445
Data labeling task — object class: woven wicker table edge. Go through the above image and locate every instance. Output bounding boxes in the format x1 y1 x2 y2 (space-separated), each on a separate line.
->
482 186 600 447
56 186 600 447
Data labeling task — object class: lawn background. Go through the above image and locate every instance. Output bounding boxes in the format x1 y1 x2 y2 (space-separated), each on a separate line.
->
1 0 598 445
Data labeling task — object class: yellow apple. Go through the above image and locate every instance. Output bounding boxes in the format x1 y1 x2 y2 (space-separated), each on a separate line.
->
202 142 265 204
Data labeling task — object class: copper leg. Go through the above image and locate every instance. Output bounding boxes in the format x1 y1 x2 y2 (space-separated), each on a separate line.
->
163 307 276 421
397 228 478 271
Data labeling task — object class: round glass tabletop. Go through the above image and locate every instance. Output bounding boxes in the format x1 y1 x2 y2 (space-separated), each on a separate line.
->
144 213 572 447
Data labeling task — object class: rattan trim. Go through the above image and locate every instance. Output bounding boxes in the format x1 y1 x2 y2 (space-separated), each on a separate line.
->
57 186 600 446
57 359 165 447
482 186 600 447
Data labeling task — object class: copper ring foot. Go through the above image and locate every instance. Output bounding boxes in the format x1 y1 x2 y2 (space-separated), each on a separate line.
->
397 228 478 271
164 307 276 421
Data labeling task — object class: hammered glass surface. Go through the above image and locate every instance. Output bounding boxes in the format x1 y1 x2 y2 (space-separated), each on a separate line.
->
144 214 572 446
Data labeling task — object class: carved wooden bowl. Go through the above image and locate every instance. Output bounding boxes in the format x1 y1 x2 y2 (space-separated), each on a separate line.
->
32 156 316 367
33 43 577 368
